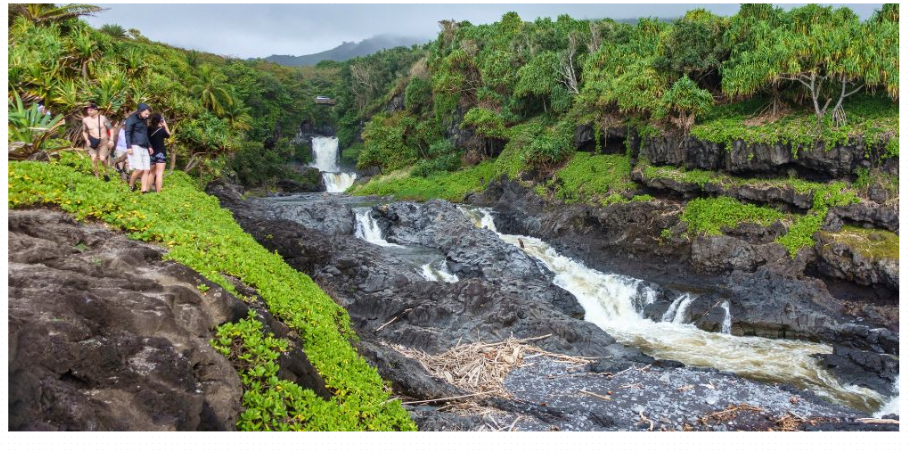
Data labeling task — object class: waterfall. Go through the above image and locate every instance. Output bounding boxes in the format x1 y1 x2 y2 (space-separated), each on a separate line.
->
322 172 356 193
354 209 401 248
309 136 356 193
459 206 887 413
662 294 695 324
721 301 732 334
420 260 459 283
310 136 340 172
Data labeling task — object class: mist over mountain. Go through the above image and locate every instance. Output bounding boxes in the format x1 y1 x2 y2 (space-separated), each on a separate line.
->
263 34 430 66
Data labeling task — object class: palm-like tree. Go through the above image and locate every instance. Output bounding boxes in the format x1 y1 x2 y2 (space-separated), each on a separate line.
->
221 99 253 131
8 91 70 160
88 68 129 115
99 23 126 39
121 47 148 77
9 4 104 25
67 28 98 79
24 61 62 105
190 64 234 116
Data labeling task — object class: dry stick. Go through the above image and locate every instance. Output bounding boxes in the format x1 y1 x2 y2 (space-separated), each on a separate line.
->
639 410 655 431
376 307 412 332
855 418 899 425
508 416 522 432
478 333 553 348
400 391 496 405
375 316 398 332
579 390 612 401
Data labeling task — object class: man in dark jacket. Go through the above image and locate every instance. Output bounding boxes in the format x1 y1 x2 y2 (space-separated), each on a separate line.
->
124 103 152 192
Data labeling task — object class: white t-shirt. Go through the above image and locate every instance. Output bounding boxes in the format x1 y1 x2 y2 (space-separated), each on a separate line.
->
116 128 127 150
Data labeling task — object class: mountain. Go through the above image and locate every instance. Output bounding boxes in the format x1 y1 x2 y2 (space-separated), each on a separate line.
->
263 34 430 67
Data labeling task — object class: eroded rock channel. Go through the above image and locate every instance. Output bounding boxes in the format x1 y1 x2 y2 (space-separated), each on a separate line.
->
209 181 899 431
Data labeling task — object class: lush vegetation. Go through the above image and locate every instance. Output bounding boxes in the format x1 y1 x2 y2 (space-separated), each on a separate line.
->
541 153 637 205
8 158 416 431
8 5 337 185
340 4 897 178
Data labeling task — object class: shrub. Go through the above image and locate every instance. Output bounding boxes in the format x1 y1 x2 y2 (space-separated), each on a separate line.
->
8 159 416 431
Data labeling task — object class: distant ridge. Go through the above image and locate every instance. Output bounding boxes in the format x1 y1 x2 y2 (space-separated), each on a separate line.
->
263 34 429 66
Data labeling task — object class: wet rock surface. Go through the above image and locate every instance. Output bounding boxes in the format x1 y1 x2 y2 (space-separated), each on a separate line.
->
209 181 897 430
8 209 247 431
213 184 640 360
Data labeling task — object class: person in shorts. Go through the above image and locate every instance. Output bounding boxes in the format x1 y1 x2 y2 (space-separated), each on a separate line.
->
124 103 152 193
81 102 113 180
110 119 130 181
147 113 171 192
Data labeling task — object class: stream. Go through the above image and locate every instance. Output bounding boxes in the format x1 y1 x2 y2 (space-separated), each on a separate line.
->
454 206 894 415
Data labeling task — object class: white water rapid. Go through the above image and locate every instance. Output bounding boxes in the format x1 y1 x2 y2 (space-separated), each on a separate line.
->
874 376 900 418
420 260 460 283
309 136 356 193
459 206 888 413
354 209 401 248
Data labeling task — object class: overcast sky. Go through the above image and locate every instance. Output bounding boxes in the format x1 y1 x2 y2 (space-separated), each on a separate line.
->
83 3 884 59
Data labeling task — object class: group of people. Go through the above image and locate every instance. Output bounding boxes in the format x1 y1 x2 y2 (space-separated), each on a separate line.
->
80 102 171 193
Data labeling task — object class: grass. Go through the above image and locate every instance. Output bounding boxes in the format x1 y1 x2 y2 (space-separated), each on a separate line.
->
691 95 898 157
681 196 786 236
349 143 526 202
820 226 899 261
545 152 638 206
8 155 416 431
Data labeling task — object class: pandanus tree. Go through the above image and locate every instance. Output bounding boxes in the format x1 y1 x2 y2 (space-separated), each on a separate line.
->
655 9 730 88
721 4 898 126
720 3 788 115
657 75 714 133
67 28 98 79
8 91 70 160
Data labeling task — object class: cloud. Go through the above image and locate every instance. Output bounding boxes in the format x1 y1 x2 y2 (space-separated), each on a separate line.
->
83 3 884 59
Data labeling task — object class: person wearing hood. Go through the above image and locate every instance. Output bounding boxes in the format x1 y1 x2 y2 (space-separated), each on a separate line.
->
124 103 152 193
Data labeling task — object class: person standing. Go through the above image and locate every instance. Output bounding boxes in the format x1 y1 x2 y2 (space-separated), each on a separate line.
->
147 113 171 192
124 103 152 193
110 119 130 181
81 102 113 180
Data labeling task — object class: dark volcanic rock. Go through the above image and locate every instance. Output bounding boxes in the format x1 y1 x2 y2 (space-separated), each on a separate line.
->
638 134 895 181
831 201 899 232
210 185 648 362
267 196 355 235
815 234 899 292
275 166 324 193
815 346 899 398
8 209 247 431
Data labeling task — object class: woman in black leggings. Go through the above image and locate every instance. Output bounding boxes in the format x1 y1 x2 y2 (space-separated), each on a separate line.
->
147 113 171 192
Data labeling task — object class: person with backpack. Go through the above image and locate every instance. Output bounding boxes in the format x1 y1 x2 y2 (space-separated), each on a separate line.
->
124 103 152 193
147 113 171 192
81 102 113 180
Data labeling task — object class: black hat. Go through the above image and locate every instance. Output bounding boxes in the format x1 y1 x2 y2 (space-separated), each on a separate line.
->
137 103 150 113
83 102 99 112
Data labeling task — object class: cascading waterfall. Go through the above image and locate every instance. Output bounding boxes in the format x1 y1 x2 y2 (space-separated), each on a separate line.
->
459 206 887 413
662 293 695 324
721 301 733 335
354 209 401 248
309 136 356 193
420 260 460 283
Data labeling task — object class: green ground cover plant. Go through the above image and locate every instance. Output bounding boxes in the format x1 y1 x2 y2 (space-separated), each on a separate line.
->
8 156 416 431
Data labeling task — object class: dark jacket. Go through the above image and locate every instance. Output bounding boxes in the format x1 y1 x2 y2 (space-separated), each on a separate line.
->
124 112 150 148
